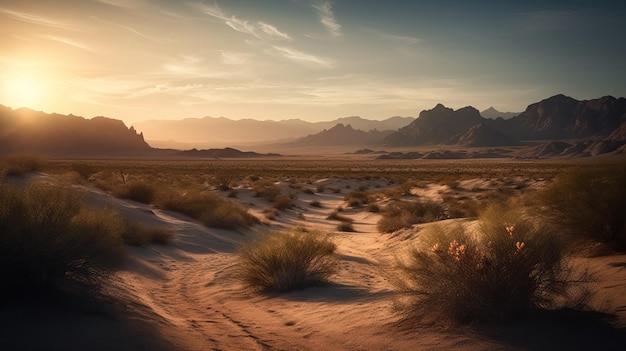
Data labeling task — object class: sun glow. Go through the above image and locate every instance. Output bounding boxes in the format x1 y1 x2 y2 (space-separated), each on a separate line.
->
1 71 45 109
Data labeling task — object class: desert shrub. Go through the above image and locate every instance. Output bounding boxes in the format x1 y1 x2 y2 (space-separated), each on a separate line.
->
377 200 446 233
302 188 315 195
1 155 44 176
273 194 294 210
344 190 372 207
253 179 282 201
310 200 323 208
534 166 626 251
443 196 482 219
70 163 98 179
326 209 353 222
115 182 156 204
316 184 326 193
367 203 380 213
0 183 126 297
394 203 572 325
122 222 174 246
157 188 258 229
237 227 338 291
337 221 355 232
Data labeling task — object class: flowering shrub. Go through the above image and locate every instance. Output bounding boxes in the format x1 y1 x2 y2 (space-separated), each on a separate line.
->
394 203 571 324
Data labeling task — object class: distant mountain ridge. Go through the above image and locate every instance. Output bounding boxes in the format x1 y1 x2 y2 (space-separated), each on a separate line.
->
132 115 414 146
480 107 520 119
288 123 393 146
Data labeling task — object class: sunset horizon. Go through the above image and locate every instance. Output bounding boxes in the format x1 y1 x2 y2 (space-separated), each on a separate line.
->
2 0 625 125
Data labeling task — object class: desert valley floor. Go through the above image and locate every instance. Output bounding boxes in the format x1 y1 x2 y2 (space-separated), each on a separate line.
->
2 158 626 351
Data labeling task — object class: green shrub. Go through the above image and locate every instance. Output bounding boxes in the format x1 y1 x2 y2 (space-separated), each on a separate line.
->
0 183 126 297
237 227 338 291
534 166 626 251
394 203 573 325
377 200 446 233
157 188 258 230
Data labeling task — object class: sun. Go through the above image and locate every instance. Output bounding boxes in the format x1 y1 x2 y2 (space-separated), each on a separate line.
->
1 72 45 109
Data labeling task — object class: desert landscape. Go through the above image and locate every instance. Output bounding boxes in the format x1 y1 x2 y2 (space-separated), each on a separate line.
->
2 1 626 350
1 156 626 351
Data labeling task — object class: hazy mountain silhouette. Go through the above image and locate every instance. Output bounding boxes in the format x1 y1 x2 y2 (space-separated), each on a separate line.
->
480 107 520 119
289 123 393 146
132 115 413 147
176 147 279 158
0 105 151 157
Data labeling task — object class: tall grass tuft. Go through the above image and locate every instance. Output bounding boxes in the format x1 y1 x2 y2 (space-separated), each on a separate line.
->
394 203 573 325
534 166 626 251
1 155 44 176
157 188 258 229
0 183 126 297
237 227 338 292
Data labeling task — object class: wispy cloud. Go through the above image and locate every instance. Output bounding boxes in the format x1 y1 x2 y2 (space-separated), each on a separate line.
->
377 33 420 45
194 3 290 40
90 16 156 40
44 35 95 52
312 2 341 37
271 46 334 68
0 8 81 31
219 51 249 65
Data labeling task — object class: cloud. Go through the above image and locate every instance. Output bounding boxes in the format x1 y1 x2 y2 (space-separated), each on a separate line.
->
194 3 290 40
0 8 81 31
44 35 95 52
271 46 334 67
219 51 249 65
377 33 420 45
312 2 341 37
257 21 291 40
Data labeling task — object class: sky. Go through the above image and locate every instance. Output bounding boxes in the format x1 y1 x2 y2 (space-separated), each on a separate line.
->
1 0 625 125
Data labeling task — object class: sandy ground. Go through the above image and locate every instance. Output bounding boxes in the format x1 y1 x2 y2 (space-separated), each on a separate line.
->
3 175 626 350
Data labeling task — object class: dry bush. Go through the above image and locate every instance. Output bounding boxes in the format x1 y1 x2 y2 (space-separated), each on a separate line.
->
253 179 282 201
326 209 353 222
344 190 371 207
378 200 446 233
237 227 338 291
273 194 294 210
115 182 156 204
443 196 483 218
394 203 576 325
1 155 44 176
310 200 323 208
0 183 126 298
157 188 258 230
337 221 355 232
533 166 626 251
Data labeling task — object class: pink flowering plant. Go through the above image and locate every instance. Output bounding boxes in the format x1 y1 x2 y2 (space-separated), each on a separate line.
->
394 203 573 324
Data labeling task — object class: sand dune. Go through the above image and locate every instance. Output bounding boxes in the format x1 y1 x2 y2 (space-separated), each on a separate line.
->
4 174 626 350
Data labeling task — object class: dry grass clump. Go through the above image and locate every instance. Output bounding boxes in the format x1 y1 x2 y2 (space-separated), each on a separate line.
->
253 179 282 202
1 155 44 176
115 182 156 204
344 190 371 207
237 227 338 292
394 203 575 325
337 221 355 232
310 200 323 208
378 200 446 233
273 194 294 210
534 166 626 251
326 209 353 222
158 188 258 230
0 183 126 298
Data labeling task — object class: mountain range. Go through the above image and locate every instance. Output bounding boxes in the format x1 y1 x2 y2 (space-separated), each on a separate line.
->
2 94 626 159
